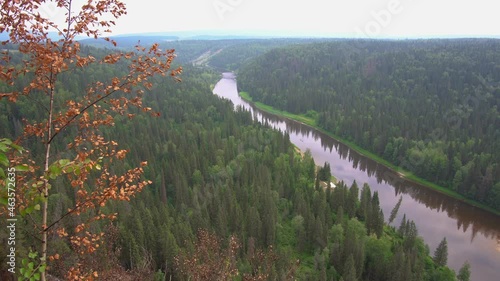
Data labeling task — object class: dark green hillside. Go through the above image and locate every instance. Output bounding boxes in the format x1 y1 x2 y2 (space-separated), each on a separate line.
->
238 39 500 211
208 38 321 71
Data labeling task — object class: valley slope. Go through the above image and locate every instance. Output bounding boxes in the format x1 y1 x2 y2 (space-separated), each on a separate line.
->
238 39 500 212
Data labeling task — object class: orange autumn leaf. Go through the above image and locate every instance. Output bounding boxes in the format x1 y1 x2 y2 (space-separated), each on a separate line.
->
0 0 180 279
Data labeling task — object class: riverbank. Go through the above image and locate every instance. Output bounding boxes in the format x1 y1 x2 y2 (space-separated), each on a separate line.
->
240 91 500 216
293 145 338 186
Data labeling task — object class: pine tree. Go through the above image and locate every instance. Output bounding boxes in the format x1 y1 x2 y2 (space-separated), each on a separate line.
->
357 183 371 221
388 196 403 224
342 254 357 281
318 162 331 181
457 261 471 281
398 214 407 236
367 191 381 234
336 206 345 225
346 181 359 218
433 237 448 267
315 173 321 190
389 245 406 281
374 209 384 238
403 220 418 251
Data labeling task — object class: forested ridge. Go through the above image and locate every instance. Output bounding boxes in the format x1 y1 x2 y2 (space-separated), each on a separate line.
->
207 38 319 71
78 37 317 71
0 42 465 280
238 39 500 211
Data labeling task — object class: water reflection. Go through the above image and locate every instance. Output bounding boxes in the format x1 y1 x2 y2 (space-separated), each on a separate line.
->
251 94 500 242
214 72 500 281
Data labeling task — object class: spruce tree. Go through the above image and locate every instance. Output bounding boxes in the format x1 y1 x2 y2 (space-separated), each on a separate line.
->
336 206 345 225
346 181 359 218
388 196 403 224
357 183 371 221
457 261 471 281
342 254 357 281
374 209 384 238
398 214 407 236
433 237 448 267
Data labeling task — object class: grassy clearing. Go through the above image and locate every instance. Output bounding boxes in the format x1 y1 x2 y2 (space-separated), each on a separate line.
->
240 92 316 126
240 91 500 216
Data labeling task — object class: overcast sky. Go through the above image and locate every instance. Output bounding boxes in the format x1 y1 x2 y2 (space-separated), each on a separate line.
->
42 0 500 38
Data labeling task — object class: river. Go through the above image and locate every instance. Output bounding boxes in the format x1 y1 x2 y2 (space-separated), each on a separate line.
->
213 72 500 281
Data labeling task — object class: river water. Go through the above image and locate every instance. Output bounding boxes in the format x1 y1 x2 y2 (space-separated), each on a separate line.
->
213 72 500 281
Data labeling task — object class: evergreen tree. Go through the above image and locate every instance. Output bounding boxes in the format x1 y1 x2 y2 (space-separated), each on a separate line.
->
357 183 371 221
318 162 331 181
342 255 357 281
367 191 382 235
433 237 448 267
374 209 384 238
403 220 418 251
389 246 405 281
336 206 345 225
457 261 471 281
388 196 403 224
346 181 359 218
398 214 407 236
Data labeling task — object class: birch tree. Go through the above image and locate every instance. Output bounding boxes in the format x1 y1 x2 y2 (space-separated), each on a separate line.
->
0 1 181 279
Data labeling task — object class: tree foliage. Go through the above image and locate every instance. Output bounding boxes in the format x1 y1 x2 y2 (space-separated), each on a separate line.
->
457 261 471 281
174 229 240 281
0 0 180 279
433 237 449 267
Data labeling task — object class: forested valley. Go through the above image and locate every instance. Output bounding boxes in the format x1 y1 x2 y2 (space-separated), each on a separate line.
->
0 41 467 280
79 37 316 71
238 39 500 212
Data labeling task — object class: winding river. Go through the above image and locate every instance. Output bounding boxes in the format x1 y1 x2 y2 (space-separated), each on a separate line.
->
213 72 500 281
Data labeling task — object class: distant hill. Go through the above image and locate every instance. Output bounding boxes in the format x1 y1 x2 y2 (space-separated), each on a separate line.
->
78 35 179 48
208 38 327 71
238 39 500 211
0 31 83 42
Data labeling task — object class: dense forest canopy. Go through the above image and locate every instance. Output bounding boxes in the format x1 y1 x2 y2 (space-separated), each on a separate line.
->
238 39 500 211
0 40 464 280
